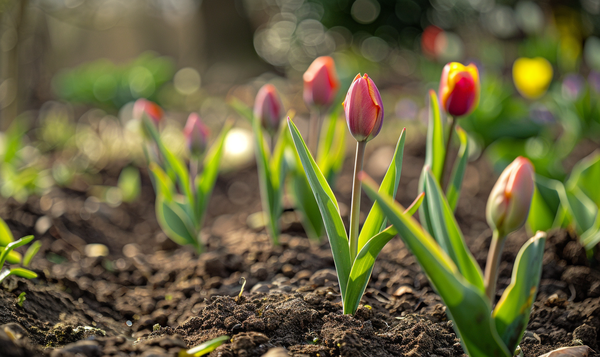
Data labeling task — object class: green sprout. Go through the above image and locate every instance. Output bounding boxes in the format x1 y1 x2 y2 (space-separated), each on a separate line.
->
179 335 230 357
0 218 39 285
17 292 26 307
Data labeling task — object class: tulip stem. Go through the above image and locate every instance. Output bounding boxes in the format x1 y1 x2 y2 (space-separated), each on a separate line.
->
484 230 506 303
441 116 456 185
349 140 367 260
189 157 199 194
308 109 321 156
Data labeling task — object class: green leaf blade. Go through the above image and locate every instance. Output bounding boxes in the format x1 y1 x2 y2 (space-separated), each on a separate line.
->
288 118 351 299
179 335 230 357
360 174 511 357
446 125 469 211
424 169 485 293
358 128 406 250
23 241 41 267
0 236 34 268
253 116 280 244
196 122 232 225
155 196 199 251
493 232 546 354
0 218 14 246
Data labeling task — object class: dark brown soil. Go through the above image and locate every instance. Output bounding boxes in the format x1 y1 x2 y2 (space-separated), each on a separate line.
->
0 138 599 357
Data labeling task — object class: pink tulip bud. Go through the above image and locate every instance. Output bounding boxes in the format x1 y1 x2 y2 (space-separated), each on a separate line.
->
254 84 284 134
133 98 164 124
303 56 340 109
343 73 384 142
486 157 535 236
183 113 210 157
439 62 480 117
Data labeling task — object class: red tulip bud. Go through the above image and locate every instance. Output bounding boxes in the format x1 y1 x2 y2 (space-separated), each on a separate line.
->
133 98 164 124
486 157 535 236
343 73 384 142
254 84 284 135
303 56 340 109
183 113 210 157
439 62 480 117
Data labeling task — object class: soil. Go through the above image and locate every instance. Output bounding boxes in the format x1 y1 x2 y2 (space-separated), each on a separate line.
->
0 137 599 357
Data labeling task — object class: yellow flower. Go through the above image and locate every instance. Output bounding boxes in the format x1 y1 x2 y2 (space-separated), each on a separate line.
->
512 57 553 100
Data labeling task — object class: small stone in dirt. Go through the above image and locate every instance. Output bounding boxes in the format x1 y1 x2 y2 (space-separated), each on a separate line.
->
251 262 269 281
294 270 312 281
262 347 290 356
203 252 229 278
231 332 269 353
573 324 597 350
250 283 271 293
309 269 337 287
51 340 100 357
545 294 568 308
1 323 28 340
393 285 414 297
84 244 109 258
563 241 588 266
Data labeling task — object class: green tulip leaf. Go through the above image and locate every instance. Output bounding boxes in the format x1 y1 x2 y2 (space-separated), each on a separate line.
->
142 114 193 205
419 90 445 236
317 107 346 184
424 168 485 293
253 114 280 244
358 128 406 251
360 174 511 357
228 97 254 123
288 118 351 299
196 121 232 226
446 125 469 211
527 178 559 234
288 173 325 240
156 195 199 252
425 90 445 182
344 191 424 315
118 166 141 203
493 232 546 354
149 163 174 202
566 150 600 206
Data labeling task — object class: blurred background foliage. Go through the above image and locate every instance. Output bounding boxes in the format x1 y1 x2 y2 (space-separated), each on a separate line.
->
0 0 599 201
